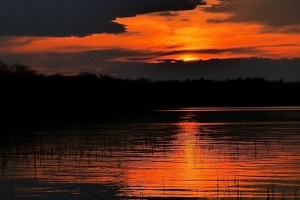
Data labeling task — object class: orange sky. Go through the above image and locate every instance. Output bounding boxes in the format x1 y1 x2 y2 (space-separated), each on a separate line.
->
2 4 299 62
1 1 300 79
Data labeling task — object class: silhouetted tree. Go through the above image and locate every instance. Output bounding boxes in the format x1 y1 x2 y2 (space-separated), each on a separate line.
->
1 60 300 115
9 63 37 75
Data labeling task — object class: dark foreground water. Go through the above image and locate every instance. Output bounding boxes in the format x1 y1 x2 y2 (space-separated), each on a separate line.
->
1 107 300 200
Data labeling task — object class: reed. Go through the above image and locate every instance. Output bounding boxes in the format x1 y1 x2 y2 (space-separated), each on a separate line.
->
1 124 300 200
10 180 12 196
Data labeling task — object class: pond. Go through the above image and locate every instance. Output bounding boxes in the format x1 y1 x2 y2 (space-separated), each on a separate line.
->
1 107 300 199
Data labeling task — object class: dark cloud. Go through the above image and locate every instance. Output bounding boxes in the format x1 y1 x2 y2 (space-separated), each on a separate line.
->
0 48 156 73
126 57 154 61
2 50 300 81
205 0 300 33
0 0 205 37
106 58 300 81
0 36 34 46
162 47 264 56
156 11 179 17
0 46 268 73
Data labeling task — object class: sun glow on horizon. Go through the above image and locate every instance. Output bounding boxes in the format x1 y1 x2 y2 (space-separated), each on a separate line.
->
180 55 200 62
0 2 299 75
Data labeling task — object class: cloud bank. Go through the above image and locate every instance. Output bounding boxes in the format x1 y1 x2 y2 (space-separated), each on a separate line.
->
0 0 204 37
205 0 300 33
2 50 300 82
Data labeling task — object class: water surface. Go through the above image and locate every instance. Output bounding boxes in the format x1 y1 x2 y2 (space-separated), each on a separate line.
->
1 107 300 199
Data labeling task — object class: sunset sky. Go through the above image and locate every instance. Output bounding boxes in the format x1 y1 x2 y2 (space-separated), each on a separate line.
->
1 0 300 80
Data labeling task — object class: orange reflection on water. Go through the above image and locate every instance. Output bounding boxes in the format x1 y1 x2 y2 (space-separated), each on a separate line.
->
123 121 228 197
2 114 300 199
123 122 202 197
122 118 300 198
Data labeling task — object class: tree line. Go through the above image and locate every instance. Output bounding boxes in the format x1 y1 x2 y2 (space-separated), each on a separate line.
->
1 60 300 114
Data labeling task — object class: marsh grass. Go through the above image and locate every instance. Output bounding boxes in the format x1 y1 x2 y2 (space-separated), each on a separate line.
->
0 119 300 199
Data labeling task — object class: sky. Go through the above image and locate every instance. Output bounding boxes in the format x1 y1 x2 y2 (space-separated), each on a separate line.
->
0 0 300 81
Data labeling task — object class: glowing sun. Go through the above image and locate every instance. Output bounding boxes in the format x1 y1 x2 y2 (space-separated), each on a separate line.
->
181 55 199 62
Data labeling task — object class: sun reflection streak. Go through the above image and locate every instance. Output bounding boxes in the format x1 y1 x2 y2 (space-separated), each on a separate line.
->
1 111 300 199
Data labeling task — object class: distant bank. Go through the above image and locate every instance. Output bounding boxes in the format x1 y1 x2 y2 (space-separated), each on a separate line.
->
1 60 300 116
